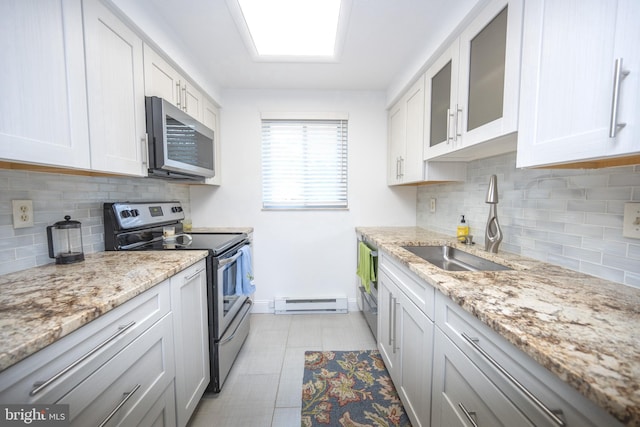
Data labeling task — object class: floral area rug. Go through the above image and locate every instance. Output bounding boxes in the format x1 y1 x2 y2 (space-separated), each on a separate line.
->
301 350 412 427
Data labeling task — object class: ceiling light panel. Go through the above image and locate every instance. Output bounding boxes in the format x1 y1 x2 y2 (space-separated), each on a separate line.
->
237 0 342 57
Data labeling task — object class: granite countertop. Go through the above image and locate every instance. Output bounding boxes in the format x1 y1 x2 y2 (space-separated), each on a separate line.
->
357 226 640 427
0 250 208 373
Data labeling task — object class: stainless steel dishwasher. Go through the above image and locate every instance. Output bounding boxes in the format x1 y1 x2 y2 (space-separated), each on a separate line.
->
357 237 378 340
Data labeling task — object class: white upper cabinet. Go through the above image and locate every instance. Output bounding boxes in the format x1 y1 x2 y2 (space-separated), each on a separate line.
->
143 44 182 106
424 0 523 162
388 76 426 185
202 98 221 186
182 83 204 122
516 0 640 168
0 0 91 170
144 44 204 122
83 0 146 176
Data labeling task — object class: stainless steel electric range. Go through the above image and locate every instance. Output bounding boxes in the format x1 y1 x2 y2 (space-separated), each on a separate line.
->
103 201 252 393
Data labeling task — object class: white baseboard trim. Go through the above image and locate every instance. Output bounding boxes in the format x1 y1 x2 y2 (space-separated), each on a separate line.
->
250 298 360 314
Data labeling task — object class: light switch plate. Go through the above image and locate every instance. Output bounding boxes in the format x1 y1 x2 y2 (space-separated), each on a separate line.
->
623 202 640 239
12 200 34 229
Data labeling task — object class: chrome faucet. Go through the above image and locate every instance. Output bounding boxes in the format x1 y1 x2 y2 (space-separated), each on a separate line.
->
485 175 503 253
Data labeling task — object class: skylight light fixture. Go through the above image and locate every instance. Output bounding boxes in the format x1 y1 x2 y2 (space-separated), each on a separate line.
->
236 0 342 58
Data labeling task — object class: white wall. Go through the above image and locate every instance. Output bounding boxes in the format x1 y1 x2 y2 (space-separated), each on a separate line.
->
190 89 416 311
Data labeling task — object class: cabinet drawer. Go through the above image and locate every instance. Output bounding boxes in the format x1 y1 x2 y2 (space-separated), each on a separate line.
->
138 381 177 427
435 292 622 427
60 313 175 427
0 279 171 404
380 253 435 320
432 328 534 427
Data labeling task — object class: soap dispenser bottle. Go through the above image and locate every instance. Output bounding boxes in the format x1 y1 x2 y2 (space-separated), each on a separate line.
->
457 215 469 241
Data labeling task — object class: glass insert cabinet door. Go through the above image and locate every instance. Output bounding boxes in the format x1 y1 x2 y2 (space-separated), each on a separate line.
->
423 0 522 160
456 0 522 148
466 7 508 132
429 60 453 148
423 41 460 159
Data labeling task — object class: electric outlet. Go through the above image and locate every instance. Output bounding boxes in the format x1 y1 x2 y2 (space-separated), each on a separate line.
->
430 198 436 213
12 200 34 229
623 203 640 239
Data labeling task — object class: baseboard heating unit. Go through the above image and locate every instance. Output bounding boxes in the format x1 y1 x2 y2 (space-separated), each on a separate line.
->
274 297 348 314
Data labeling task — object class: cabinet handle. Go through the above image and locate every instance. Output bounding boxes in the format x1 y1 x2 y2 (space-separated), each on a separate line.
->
461 333 566 426
182 85 188 111
184 267 206 282
456 105 463 141
388 294 393 347
30 321 136 396
458 403 479 427
395 157 400 180
393 299 400 353
399 157 404 179
141 134 148 167
609 58 630 138
176 81 182 108
446 108 453 144
98 383 141 427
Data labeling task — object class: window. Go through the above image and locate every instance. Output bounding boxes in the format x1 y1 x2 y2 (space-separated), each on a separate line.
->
261 114 348 209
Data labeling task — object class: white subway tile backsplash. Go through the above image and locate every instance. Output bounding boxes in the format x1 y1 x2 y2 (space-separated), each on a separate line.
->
587 187 632 200
567 200 607 213
417 152 640 288
580 261 625 283
0 169 191 275
585 213 623 228
563 246 602 264
626 272 640 287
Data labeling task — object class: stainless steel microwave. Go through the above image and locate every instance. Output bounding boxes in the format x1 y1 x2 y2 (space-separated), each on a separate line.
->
145 96 215 181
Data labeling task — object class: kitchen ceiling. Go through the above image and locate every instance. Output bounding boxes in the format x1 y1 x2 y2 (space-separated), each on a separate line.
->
113 0 480 93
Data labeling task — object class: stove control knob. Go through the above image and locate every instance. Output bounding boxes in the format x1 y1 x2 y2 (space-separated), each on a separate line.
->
120 210 131 218
131 209 140 217
171 206 182 213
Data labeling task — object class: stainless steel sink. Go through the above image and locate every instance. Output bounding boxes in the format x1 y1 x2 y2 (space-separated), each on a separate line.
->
402 245 511 272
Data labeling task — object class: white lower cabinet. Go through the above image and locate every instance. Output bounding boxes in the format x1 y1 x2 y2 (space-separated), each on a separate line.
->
60 314 175 426
377 250 623 427
138 382 177 427
171 261 210 427
432 328 534 427
377 272 401 382
0 279 171 405
378 255 434 427
434 291 623 427
0 258 210 427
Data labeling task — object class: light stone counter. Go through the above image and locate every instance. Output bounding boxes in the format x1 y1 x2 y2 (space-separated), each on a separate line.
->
357 226 640 427
0 250 208 372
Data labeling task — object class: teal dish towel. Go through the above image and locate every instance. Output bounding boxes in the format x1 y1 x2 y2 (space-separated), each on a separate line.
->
235 245 256 296
356 242 376 293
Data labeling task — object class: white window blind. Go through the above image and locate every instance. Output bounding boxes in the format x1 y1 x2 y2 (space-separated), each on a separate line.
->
261 117 348 209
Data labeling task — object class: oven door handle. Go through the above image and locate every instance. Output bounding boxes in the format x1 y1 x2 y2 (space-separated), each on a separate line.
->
219 300 253 345
119 236 164 250
218 249 244 267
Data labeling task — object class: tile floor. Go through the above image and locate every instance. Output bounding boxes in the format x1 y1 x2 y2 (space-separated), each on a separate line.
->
188 312 377 427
